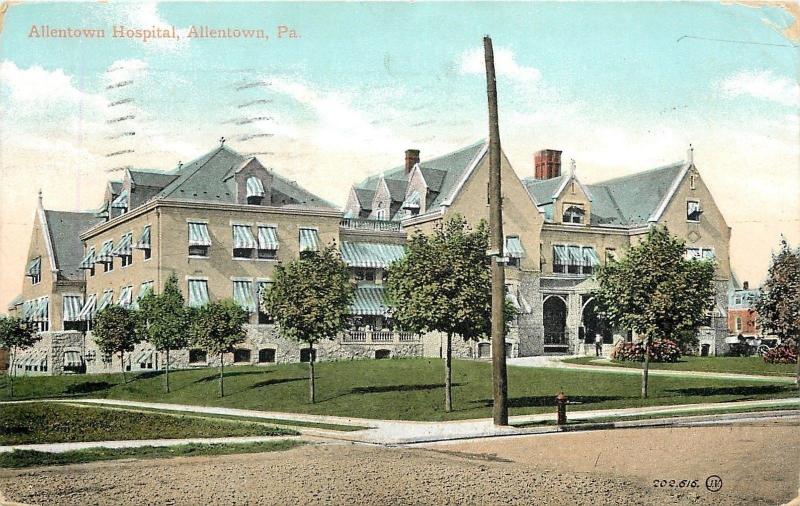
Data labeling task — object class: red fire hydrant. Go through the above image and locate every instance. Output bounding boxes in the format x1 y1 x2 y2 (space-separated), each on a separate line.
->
556 391 568 426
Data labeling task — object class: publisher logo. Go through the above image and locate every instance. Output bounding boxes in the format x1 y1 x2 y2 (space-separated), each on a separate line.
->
705 475 723 492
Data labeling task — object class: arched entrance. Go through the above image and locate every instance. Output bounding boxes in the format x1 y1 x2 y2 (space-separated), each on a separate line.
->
580 297 612 344
543 295 568 352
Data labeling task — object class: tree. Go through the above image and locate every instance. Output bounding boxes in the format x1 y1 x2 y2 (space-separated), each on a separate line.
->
595 226 715 398
93 305 138 384
136 273 189 393
0 316 38 397
387 215 513 412
190 299 249 397
755 238 800 388
262 245 354 403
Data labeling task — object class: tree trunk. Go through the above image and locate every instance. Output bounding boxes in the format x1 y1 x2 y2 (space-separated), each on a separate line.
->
445 333 453 413
484 35 509 427
309 342 316 404
9 346 15 398
641 337 650 398
120 351 127 384
165 348 171 393
219 352 225 398
795 341 799 390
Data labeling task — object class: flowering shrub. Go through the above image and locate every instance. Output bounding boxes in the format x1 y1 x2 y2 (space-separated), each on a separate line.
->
763 341 798 365
610 339 682 363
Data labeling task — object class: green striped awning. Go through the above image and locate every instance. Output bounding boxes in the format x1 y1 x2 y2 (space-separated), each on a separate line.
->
232 225 257 249
34 297 49 322
340 242 405 268
118 286 133 308
26 257 41 277
567 246 583 266
96 290 114 313
553 245 568 264
349 286 391 316
62 295 83 322
136 226 151 249
246 176 265 197
504 236 525 258
583 247 600 266
188 280 209 308
77 294 96 321
233 280 256 312
111 189 128 209
299 228 320 252
22 300 35 320
112 233 133 256
257 226 279 250
401 191 420 209
79 248 96 269
63 351 83 368
96 240 114 263
188 223 212 246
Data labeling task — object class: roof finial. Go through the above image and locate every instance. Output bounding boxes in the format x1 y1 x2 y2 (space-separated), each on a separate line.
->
38 188 43 206
569 158 576 177
177 160 183 170
219 136 226 146
687 143 694 165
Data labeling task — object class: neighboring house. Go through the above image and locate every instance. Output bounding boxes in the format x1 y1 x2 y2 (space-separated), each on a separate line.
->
728 281 760 337
10 139 735 375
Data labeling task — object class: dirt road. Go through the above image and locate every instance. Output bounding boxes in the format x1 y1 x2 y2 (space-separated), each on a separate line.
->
1 421 797 505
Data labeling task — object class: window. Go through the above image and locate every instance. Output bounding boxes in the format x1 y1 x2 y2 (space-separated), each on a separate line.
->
27 257 42 285
233 348 252 363
258 348 276 363
247 195 263 205
104 258 114 272
246 176 265 205
137 226 152 260
735 316 742 332
375 208 387 220
257 281 274 324
187 279 210 308
257 226 279 260
504 236 524 268
233 280 256 313
144 248 151 260
188 349 207 364
686 247 714 261
687 200 701 222
31 272 41 285
188 222 211 257
375 349 391 360
300 348 317 363
353 268 376 282
562 204 585 224
567 246 582 274
121 254 133 267
232 225 256 259
553 245 568 274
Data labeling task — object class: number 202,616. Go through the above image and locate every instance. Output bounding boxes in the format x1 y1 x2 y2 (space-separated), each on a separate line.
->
653 479 699 488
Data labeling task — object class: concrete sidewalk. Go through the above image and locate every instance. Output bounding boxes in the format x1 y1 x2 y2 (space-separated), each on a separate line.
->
508 355 798 383
2 396 798 449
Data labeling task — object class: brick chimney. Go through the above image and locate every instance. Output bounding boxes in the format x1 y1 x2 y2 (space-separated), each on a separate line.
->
534 149 562 180
743 281 749 290
405 149 420 176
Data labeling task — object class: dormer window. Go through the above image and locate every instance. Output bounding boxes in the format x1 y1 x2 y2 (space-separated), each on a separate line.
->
26 257 42 285
562 204 585 224
687 200 702 222
246 177 265 205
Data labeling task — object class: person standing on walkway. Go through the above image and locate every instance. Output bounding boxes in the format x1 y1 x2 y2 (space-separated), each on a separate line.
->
594 333 603 357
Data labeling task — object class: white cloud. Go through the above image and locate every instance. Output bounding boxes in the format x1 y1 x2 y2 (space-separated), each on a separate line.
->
721 70 800 107
459 46 541 83
0 60 106 110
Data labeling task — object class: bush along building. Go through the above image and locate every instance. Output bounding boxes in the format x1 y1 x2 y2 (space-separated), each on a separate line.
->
8 139 733 375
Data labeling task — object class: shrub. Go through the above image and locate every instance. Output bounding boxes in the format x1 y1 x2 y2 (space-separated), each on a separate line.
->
610 338 682 363
763 340 798 365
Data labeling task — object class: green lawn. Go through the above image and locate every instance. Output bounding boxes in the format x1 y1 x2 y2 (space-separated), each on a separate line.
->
562 356 797 376
1 359 797 421
0 402 297 445
0 440 304 468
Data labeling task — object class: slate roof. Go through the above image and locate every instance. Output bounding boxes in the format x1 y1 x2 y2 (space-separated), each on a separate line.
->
353 140 487 214
354 188 376 211
384 178 408 202
129 170 177 189
43 210 103 280
152 145 337 210
523 162 686 227
109 181 123 195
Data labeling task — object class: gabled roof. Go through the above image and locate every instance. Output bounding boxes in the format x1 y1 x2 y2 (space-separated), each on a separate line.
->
108 181 123 195
128 169 177 189
353 140 487 215
43 210 103 280
383 178 408 202
153 145 337 210
354 188 376 211
523 161 687 227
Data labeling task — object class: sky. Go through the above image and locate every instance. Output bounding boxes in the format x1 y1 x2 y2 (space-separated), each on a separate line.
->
0 1 798 311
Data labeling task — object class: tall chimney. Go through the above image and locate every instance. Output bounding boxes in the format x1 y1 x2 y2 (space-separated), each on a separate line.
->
743 281 749 290
405 149 420 176
534 149 562 180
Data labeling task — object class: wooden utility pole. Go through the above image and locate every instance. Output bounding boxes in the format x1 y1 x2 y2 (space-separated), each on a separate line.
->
484 36 509 426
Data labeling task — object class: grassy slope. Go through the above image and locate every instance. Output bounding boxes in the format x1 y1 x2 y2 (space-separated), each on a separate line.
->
0 403 297 445
0 440 304 468
1 359 796 422
563 356 796 376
